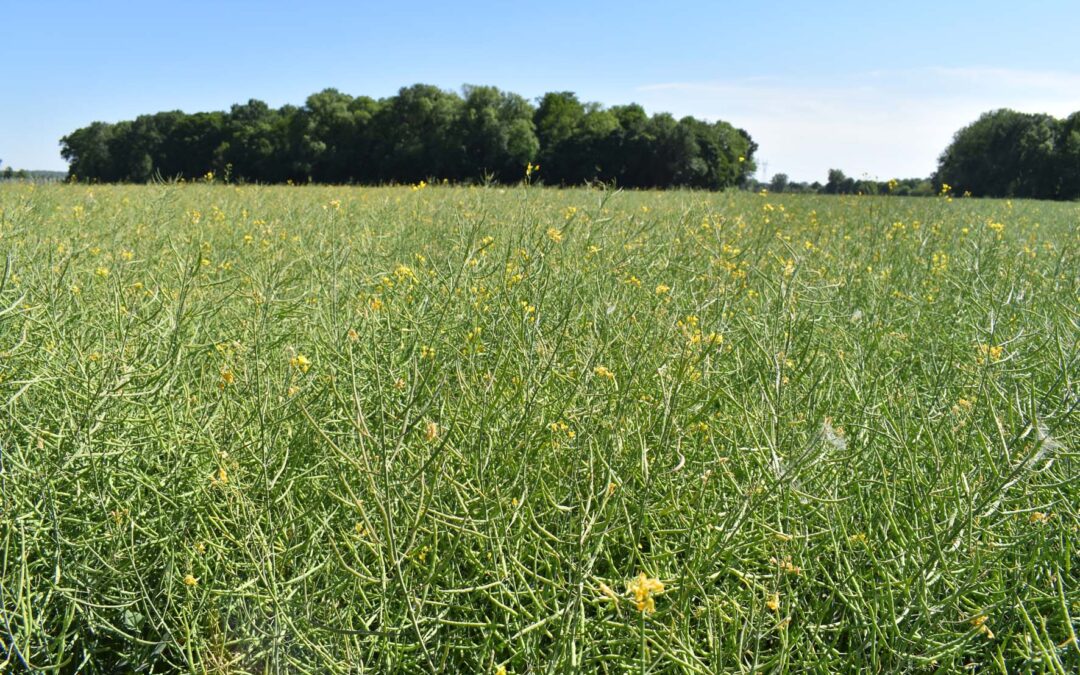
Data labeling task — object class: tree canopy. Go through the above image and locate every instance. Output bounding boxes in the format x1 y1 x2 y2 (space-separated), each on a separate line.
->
60 84 757 189
935 108 1080 200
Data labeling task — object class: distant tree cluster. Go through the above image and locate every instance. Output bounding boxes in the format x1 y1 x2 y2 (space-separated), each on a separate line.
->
935 108 1080 200
0 158 31 181
59 85 757 189
747 170 934 196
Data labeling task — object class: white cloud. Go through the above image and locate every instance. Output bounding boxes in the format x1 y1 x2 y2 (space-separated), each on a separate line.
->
635 68 1080 182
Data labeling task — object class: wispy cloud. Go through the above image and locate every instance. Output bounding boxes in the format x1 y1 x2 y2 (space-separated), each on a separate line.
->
635 67 1080 182
926 67 1080 91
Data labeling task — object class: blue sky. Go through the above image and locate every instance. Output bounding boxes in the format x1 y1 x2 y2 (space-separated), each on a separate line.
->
4 0 1080 181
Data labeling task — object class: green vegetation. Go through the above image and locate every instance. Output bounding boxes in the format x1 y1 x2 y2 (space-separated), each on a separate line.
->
58 85 757 190
1 183 1077 672
936 108 1080 200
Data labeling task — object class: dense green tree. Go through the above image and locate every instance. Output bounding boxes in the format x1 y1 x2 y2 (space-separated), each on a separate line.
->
555 104 621 184
824 169 851 194
456 85 539 182
936 109 1075 199
605 104 652 185
1057 112 1080 200
372 84 464 182
225 99 285 182
692 119 755 189
297 89 358 182
59 84 757 190
533 92 586 183
61 122 117 181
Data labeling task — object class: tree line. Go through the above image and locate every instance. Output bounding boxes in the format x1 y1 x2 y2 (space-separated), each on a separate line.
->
59 85 757 189
935 108 1080 200
753 171 935 196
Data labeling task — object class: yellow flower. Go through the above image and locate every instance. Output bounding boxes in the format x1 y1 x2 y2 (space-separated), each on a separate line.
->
290 353 312 373
495 665 507 675
971 615 994 639
369 297 383 311
765 592 780 612
347 328 359 342
420 345 436 360
424 421 439 442
930 251 948 274
219 367 235 387
183 574 199 587
520 301 536 321
655 284 671 295
951 397 974 415
593 365 615 381
976 344 1003 364
546 227 564 243
94 266 110 278
547 420 576 441
626 572 664 614
212 467 228 484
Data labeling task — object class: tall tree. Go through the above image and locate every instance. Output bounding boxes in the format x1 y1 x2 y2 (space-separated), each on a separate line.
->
533 92 586 184
373 84 464 182
1057 112 1080 200
936 109 1063 198
457 85 538 181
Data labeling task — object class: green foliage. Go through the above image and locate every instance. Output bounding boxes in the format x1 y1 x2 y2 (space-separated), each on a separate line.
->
770 173 789 193
1 183 1077 672
59 85 756 189
936 108 1080 199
